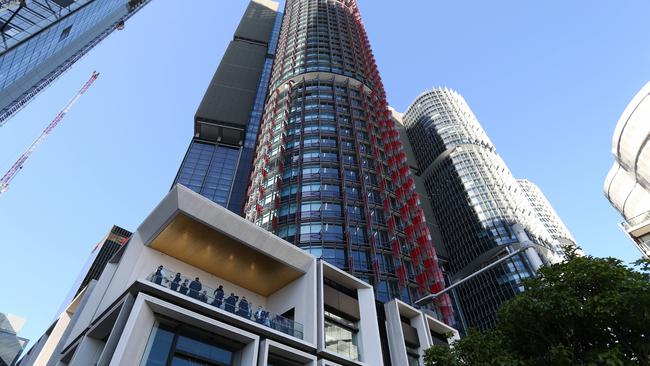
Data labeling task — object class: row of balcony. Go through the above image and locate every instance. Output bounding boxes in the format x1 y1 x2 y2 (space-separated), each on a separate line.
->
147 266 304 340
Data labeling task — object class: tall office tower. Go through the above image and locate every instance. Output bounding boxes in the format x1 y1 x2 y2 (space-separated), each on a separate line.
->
243 0 453 324
0 0 151 125
172 0 282 213
518 179 577 248
604 81 650 259
0 313 28 366
402 88 563 331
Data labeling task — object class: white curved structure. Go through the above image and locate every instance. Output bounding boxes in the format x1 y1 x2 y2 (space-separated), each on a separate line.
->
604 81 650 258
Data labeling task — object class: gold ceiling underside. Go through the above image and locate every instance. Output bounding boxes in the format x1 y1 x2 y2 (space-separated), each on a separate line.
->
149 213 303 296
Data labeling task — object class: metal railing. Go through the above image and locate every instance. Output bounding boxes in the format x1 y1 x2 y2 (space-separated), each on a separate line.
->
622 210 650 231
146 267 303 339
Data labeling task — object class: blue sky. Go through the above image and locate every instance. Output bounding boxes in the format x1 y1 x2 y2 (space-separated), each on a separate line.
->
1 0 649 346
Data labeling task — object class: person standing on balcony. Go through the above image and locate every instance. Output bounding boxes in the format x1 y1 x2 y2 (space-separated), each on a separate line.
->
225 293 237 313
170 273 181 291
255 306 268 325
179 279 189 295
198 290 208 303
153 265 164 285
213 285 224 308
189 277 202 299
238 297 250 318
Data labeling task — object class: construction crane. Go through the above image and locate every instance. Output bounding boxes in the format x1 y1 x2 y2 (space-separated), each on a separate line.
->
0 71 99 197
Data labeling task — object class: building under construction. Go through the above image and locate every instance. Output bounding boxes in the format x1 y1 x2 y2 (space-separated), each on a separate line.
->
0 0 151 126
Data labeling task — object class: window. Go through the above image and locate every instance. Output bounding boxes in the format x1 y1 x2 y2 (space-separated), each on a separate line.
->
351 249 370 271
407 353 420 366
142 319 240 366
59 26 72 42
349 226 367 245
279 203 297 218
324 310 359 360
53 0 74 7
322 247 346 268
300 223 343 242
277 225 296 241
268 355 304 366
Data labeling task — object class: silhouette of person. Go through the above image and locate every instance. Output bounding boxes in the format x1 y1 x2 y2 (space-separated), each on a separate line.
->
189 277 202 299
254 306 266 325
237 297 250 318
179 279 189 295
153 265 164 285
198 290 208 303
170 273 181 291
212 285 224 308
224 293 237 313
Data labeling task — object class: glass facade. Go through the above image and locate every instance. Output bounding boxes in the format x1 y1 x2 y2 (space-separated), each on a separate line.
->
518 179 576 249
267 356 303 366
173 10 284 215
244 0 453 325
0 0 151 124
174 141 241 208
323 310 358 361
228 11 284 214
402 88 561 331
141 319 241 366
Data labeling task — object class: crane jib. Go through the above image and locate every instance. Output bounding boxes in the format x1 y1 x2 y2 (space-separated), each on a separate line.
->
0 71 100 197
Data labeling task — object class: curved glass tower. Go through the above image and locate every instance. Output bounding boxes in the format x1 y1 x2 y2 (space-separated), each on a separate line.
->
244 0 453 323
402 88 561 330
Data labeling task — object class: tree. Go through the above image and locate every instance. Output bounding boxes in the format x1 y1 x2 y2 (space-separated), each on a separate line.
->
424 248 650 366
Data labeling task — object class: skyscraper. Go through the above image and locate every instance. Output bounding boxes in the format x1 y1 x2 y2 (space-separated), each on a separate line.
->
172 0 282 213
518 179 577 248
604 81 650 259
0 0 151 125
401 88 565 331
243 0 453 324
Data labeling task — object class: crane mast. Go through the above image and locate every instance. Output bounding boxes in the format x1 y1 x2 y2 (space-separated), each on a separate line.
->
0 71 99 196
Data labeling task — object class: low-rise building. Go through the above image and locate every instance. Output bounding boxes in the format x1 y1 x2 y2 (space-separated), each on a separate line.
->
19 185 456 366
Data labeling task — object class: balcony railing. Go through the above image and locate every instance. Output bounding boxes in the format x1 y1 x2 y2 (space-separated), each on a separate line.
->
146 267 304 339
622 210 650 231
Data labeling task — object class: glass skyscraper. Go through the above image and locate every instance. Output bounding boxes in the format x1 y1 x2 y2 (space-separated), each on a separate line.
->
401 88 567 331
172 0 282 214
243 0 453 324
0 0 151 125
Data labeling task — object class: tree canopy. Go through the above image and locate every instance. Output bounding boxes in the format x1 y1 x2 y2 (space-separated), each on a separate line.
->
425 248 650 366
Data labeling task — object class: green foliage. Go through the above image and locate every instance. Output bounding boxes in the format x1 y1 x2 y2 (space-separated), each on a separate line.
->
424 251 650 366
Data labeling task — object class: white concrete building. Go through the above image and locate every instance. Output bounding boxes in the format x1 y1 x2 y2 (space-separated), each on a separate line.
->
604 81 650 258
19 185 456 366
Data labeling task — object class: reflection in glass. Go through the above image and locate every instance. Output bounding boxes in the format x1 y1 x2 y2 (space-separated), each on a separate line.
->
141 319 238 366
324 310 359 360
